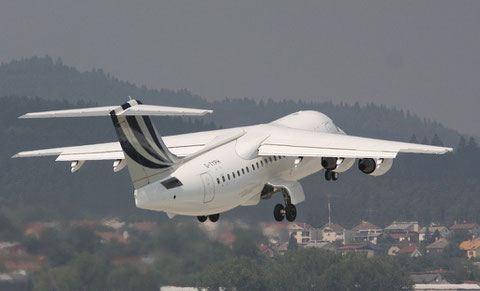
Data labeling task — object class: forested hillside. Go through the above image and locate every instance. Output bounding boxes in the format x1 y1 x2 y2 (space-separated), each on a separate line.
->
0 56 461 145
0 56 478 228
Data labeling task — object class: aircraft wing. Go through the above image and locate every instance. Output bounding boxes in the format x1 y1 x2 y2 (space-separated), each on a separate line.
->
258 126 453 159
12 129 235 161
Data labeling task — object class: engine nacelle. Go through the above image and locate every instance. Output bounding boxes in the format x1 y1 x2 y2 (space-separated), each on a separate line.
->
358 158 393 176
321 157 355 173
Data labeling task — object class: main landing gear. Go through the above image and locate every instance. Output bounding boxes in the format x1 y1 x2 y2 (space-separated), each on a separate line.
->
325 170 339 181
273 188 297 222
197 213 220 223
273 203 297 222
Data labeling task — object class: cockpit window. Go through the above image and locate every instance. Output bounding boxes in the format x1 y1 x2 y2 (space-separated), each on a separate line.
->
161 177 183 189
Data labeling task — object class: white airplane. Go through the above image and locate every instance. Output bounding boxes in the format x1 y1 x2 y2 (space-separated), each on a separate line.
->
13 99 452 223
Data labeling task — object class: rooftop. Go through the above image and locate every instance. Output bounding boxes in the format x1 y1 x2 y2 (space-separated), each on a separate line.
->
352 221 381 231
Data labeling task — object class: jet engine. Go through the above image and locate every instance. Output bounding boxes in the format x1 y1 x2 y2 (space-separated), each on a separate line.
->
321 157 355 173
358 158 393 176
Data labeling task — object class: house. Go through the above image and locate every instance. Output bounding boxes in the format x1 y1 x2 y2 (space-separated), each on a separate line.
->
451 222 480 238
426 238 449 255
385 221 419 233
410 272 447 284
389 232 418 243
419 223 451 242
338 243 382 258
352 221 383 244
288 222 322 245
397 244 423 257
459 240 480 259
321 223 347 244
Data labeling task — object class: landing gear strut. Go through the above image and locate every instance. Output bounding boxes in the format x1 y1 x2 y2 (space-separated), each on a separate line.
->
197 213 220 223
325 170 339 181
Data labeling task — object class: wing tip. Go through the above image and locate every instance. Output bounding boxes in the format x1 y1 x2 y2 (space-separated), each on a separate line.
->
11 153 20 158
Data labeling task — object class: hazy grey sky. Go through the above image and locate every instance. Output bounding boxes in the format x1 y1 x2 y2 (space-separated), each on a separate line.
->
1 0 479 137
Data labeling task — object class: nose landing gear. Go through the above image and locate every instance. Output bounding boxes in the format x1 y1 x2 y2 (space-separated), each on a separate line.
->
197 214 220 223
325 170 339 181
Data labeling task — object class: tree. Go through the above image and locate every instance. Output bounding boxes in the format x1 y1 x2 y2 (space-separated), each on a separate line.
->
431 134 444 146
197 256 265 291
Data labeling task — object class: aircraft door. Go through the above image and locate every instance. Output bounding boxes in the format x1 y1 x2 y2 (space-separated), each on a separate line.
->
201 173 215 203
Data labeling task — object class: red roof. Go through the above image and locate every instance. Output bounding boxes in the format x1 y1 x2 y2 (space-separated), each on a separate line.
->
397 244 420 254
352 221 381 231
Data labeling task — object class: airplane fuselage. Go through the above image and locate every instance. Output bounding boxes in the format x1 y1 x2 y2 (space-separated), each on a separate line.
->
134 123 326 217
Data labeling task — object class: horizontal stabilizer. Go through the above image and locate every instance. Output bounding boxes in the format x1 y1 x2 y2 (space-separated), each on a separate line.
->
19 104 213 119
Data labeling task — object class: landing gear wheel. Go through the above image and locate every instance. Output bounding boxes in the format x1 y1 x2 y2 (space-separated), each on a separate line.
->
331 171 339 181
197 216 207 223
209 214 220 222
273 204 285 222
325 170 339 181
285 204 297 222
325 170 332 181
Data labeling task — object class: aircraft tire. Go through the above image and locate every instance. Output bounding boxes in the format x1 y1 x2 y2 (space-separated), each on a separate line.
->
274 204 285 222
325 170 332 181
285 204 297 222
197 216 208 223
209 214 220 222
332 172 339 181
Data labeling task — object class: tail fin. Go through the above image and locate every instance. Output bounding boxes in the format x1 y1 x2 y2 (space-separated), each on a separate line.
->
110 100 180 189
17 98 212 189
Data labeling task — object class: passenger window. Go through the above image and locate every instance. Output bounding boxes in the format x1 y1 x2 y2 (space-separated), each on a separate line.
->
241 169 244 174
222 176 225 182
252 164 255 170
261 161 264 167
217 178 220 184
237 170 241 176
232 172 236 178
256 162 260 168
265 158 268 164
246 167 250 173
274 156 277 161
227 174 231 180
269 157 272 162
